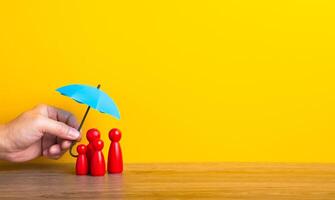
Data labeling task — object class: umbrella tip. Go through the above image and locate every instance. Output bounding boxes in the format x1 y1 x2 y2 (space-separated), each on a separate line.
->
97 84 101 89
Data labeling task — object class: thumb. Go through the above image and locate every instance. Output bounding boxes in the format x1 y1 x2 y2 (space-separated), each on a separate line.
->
38 117 81 141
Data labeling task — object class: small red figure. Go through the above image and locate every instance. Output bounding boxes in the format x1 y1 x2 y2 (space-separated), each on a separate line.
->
91 139 106 176
108 128 123 174
76 144 88 175
86 128 100 173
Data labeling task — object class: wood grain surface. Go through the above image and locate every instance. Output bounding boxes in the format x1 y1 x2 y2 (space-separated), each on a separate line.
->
0 162 335 199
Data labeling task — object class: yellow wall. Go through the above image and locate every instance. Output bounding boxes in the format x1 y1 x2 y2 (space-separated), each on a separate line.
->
0 1 335 163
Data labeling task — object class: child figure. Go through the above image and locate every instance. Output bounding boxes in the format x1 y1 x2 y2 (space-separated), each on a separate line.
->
76 144 88 175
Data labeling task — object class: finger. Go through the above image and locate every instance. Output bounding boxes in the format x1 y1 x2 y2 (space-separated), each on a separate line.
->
38 117 81 141
47 105 80 129
56 137 72 150
42 133 57 153
49 148 68 160
61 140 72 150
42 148 48 157
48 144 62 156
42 143 65 159
43 145 62 159
34 104 79 129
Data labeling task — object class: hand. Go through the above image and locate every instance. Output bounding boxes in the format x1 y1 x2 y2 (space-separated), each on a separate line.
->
0 104 81 162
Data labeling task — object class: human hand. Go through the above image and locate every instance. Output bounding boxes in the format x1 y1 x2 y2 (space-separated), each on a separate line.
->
0 104 81 162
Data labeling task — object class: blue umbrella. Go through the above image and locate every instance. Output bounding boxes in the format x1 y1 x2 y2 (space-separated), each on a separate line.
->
56 84 120 157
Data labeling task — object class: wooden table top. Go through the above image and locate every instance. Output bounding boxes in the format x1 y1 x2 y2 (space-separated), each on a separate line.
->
0 162 335 199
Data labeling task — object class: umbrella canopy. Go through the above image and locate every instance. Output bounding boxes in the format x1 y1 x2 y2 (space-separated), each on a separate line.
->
57 84 120 119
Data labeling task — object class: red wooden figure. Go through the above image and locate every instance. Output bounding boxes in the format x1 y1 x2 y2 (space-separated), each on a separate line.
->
76 144 88 175
91 139 106 176
108 128 123 174
86 128 100 173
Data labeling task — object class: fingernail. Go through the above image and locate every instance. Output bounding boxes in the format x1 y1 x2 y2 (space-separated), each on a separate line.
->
68 128 80 139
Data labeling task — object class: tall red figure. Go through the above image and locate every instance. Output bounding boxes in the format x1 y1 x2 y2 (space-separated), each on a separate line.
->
108 128 123 174
76 144 88 175
86 128 100 173
91 139 106 176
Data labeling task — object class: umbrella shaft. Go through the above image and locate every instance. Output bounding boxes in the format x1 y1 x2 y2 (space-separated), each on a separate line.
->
78 84 99 131
78 106 91 132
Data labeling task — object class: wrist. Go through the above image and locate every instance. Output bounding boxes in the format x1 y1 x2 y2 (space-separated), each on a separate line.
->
0 124 11 160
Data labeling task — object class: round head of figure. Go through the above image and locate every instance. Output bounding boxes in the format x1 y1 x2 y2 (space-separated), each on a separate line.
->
77 144 87 154
86 128 100 142
93 139 104 151
109 128 122 142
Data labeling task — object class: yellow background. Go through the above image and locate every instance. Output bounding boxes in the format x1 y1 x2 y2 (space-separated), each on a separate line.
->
0 0 335 163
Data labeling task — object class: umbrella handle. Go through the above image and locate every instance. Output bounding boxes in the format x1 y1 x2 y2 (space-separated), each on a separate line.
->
68 106 91 157
69 84 101 158
69 142 78 157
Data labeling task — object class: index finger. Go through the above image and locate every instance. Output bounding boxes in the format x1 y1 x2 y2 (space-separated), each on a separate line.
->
35 104 79 129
